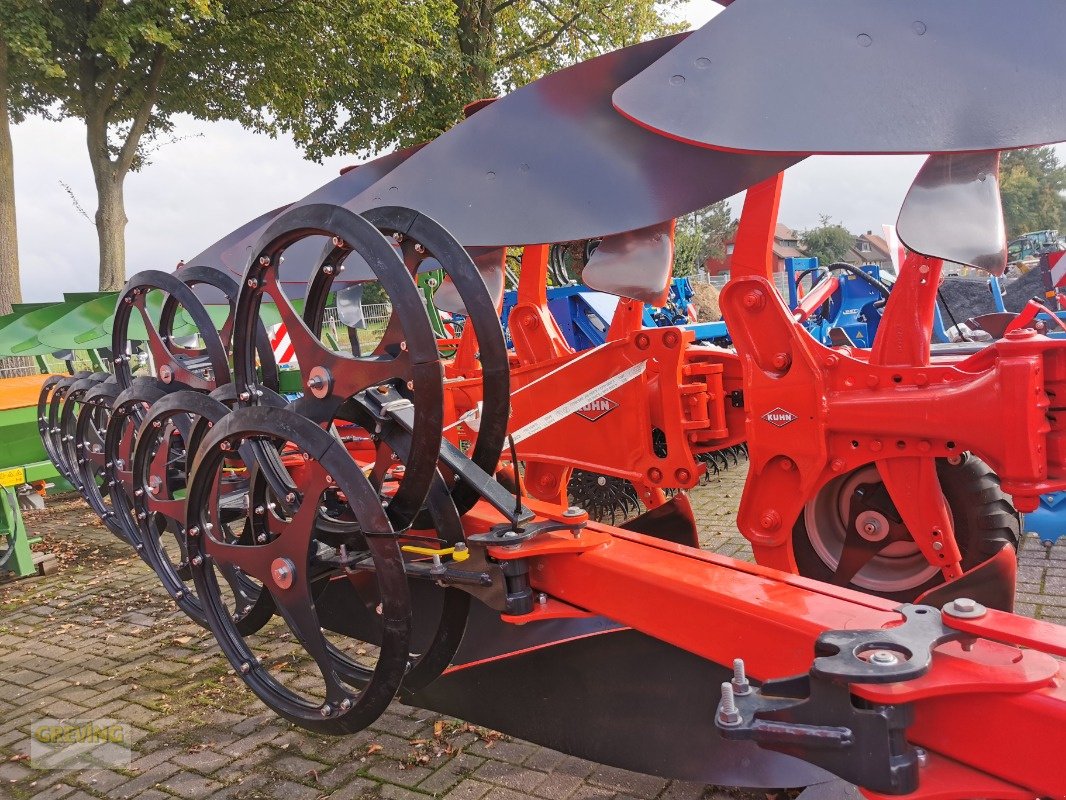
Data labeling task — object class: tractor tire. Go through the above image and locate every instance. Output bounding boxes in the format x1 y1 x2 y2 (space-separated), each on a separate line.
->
792 453 1020 603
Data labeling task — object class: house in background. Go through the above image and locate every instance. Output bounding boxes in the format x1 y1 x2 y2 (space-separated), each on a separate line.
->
702 226 892 277
846 230 892 269
704 224 808 277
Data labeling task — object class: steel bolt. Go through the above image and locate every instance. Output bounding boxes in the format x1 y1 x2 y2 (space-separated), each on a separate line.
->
191 555 203 566
320 704 332 717
187 526 200 537
771 352 791 370
717 682 742 727
537 592 548 606
322 265 334 276
869 650 900 666
271 557 296 590
742 290 765 311
952 597 976 614
247 278 259 288
759 510 781 531
731 658 751 696
240 661 251 674
339 698 352 711
239 391 250 401
563 506 584 517
915 747 927 768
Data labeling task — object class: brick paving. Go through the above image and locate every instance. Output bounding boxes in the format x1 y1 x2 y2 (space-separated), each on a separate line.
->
0 465 1062 800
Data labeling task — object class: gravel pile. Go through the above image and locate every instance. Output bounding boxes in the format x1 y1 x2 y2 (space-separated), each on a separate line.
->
1002 268 1046 311
937 269 1048 324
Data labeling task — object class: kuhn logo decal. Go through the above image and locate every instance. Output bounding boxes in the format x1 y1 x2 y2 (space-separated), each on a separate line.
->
575 397 618 422
762 407 797 428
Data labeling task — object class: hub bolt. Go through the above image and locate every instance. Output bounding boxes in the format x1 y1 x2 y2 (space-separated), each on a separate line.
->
869 650 900 666
271 557 296 590
717 682 742 727
731 658 751 696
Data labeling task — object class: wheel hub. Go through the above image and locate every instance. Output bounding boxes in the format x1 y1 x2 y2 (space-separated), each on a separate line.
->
855 510 890 543
271 557 296 590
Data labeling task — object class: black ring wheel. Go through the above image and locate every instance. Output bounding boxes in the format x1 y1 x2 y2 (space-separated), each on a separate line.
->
185 405 412 734
231 203 443 531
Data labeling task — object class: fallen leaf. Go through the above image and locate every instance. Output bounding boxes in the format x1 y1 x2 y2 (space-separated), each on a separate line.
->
367 743 383 755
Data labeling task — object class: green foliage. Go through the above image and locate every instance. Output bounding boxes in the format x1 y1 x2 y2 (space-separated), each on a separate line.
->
801 215 853 266
673 201 736 277
0 0 64 122
1000 146 1066 239
10 1 454 166
400 0 687 149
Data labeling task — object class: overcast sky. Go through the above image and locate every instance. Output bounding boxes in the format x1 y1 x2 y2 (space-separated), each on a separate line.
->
2 2 1030 301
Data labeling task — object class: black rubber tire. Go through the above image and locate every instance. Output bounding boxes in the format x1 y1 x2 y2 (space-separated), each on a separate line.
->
792 453 1020 603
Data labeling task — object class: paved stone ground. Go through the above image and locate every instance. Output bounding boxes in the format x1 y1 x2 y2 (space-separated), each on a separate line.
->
0 464 1062 800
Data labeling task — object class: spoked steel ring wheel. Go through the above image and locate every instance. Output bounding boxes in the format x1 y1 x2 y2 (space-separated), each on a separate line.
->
231 203 444 529
359 206 511 516
186 406 412 734
37 375 69 481
60 373 113 498
132 388 276 633
48 372 104 487
102 379 184 553
112 270 232 393
74 379 137 545
162 265 280 392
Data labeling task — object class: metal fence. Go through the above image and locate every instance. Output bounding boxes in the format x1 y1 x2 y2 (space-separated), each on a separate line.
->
321 303 394 351
690 270 791 299
322 303 392 328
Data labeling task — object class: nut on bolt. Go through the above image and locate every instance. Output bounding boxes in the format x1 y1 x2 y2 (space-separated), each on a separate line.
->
943 597 987 619
731 658 751 696
717 682 743 727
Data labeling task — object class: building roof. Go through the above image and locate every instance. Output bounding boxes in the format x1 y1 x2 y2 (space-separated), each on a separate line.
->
774 243 807 260
775 223 799 242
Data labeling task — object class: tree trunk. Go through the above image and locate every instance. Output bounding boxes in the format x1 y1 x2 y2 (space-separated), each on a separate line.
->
93 171 127 291
455 0 496 95
0 39 22 316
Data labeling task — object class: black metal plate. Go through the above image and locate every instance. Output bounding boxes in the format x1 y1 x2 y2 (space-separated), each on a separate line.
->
897 152 1007 274
348 35 798 246
614 0 1066 155
409 605 832 788
182 146 425 290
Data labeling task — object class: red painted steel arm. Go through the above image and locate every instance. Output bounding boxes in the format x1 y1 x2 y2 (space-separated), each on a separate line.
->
792 274 839 323
730 173 783 280
465 509 1066 798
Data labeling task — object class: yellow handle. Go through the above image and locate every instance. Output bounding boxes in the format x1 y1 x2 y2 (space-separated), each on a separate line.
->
401 544 470 563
